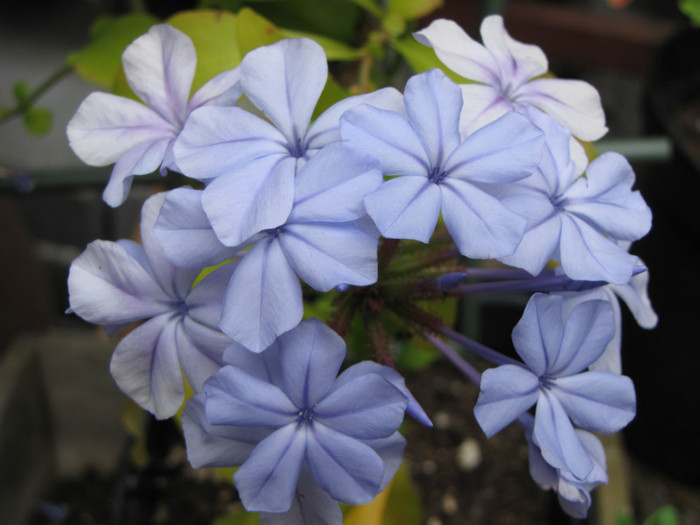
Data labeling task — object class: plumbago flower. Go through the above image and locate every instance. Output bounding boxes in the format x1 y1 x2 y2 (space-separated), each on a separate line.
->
523 417 608 519
414 15 607 140
67 24 241 207
474 293 636 481
496 108 652 285
340 68 543 259
156 142 382 352
181 319 411 520
67 193 235 419
556 246 658 374
174 37 403 247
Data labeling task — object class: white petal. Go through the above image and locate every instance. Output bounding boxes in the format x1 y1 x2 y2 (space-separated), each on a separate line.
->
480 15 548 87
517 78 607 141
413 18 500 85
67 92 174 167
123 24 195 127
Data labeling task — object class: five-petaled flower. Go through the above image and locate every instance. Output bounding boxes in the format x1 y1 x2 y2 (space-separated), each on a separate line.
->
67 24 241 206
182 319 411 518
414 15 608 141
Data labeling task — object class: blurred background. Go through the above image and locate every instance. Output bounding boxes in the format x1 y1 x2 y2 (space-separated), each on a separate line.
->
1 0 698 524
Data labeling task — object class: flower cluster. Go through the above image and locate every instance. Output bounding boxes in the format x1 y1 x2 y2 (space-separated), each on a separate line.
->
66 16 655 522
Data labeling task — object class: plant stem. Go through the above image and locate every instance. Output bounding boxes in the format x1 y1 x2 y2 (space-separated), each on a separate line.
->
421 331 482 385
0 64 73 125
395 303 520 367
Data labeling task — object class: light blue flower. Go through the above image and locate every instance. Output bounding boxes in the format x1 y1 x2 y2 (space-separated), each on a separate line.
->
474 293 636 481
556 245 658 374
67 24 241 207
525 417 607 519
497 109 652 285
67 193 235 419
174 38 403 247
156 142 383 352
181 318 409 518
340 68 543 259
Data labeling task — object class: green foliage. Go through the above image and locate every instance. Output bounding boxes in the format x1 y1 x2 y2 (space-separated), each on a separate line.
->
679 0 700 25
616 505 680 525
279 28 361 61
347 0 383 18
211 508 262 525
235 7 284 56
24 106 53 136
313 75 351 118
617 513 637 525
644 506 680 525
68 13 159 87
13 81 31 106
395 338 440 371
168 10 242 93
387 0 443 19
392 35 473 83
239 0 362 44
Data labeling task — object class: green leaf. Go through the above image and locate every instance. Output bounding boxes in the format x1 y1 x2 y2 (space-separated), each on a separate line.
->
679 0 700 25
167 10 242 93
395 339 440 371
643 505 680 525
13 81 31 106
392 35 474 84
23 106 53 135
250 0 361 45
616 511 637 525
279 28 361 61
313 74 351 119
344 464 422 525
347 0 384 18
382 12 406 38
68 14 159 88
388 0 443 19
211 507 261 525
235 7 284 56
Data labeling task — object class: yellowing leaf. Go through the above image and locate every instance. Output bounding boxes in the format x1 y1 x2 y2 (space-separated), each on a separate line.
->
344 464 422 525
167 10 242 93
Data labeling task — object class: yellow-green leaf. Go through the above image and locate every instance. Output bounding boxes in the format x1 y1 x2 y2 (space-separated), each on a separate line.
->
235 7 284 56
167 10 242 93
388 0 443 20
68 14 159 87
344 464 422 525
279 28 361 61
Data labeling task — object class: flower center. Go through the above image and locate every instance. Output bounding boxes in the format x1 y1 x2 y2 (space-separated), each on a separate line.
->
286 138 305 159
264 226 285 238
428 165 447 184
297 408 314 426
539 376 556 391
